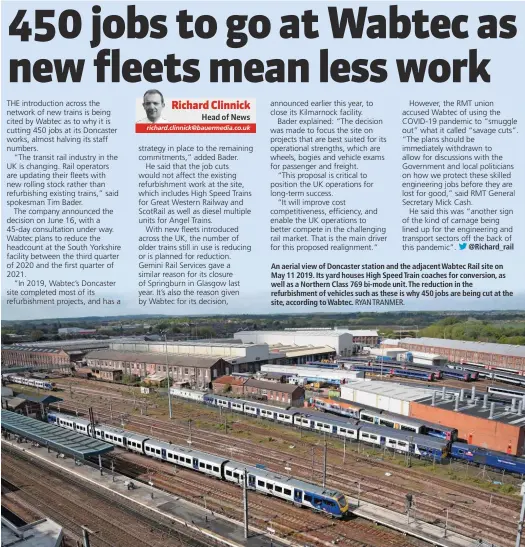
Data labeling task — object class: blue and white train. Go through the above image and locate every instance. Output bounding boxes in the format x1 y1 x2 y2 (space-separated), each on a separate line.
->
203 394 449 461
450 443 525 475
47 411 351 518
3 374 55 391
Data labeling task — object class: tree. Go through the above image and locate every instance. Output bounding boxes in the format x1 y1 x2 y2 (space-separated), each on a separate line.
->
30 330 45 341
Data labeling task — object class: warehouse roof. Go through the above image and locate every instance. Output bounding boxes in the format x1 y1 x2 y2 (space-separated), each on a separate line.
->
1 346 66 354
416 395 525 427
237 330 350 337
338 329 379 337
269 344 336 357
212 375 246 386
400 338 525 358
1 410 114 458
341 380 430 401
245 378 303 393
85 350 222 368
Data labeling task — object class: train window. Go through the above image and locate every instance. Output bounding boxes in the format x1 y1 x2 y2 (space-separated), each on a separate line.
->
233 473 239 479
398 442 407 447
258 480 265 487
387 439 396 445
381 420 395 428
275 486 283 493
362 433 369 438
284 489 291 496
156 449 161 455
199 462 205 468
361 414 373 423
186 458 191 464
267 483 273 490
370 435 377 440
226 470 232 477
340 428 346 433
401 425 417 432
326 500 335 507
173 455 179 461
206 464 212 470
213 466 219 472
304 494 312 503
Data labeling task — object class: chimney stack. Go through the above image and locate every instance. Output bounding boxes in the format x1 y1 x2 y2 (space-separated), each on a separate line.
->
489 402 495 420
483 394 488 409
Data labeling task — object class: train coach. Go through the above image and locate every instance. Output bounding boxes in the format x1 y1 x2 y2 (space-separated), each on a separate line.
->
312 396 458 441
3 374 56 391
202 395 448 461
47 412 350 518
450 443 525 475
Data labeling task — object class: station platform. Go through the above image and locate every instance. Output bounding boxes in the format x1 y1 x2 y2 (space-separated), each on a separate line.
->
2 439 286 547
353 499 477 547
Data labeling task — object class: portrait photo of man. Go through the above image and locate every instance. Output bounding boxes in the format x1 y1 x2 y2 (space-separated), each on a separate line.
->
137 89 169 123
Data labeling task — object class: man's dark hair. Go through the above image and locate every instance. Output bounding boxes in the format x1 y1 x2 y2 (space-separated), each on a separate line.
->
143 89 164 103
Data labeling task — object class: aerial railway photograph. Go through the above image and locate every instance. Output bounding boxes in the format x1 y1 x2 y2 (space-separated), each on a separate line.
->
2 311 525 547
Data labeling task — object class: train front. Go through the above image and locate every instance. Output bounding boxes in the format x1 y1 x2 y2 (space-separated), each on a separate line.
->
336 492 350 517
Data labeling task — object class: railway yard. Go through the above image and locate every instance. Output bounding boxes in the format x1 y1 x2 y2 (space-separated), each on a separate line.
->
5 375 523 547
2 445 213 547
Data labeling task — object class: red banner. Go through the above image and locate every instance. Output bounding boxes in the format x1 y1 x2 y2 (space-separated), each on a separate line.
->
135 123 256 134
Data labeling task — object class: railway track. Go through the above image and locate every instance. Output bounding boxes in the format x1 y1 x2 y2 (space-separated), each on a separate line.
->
48 384 521 534
53 399 519 545
104 449 427 547
1 445 216 547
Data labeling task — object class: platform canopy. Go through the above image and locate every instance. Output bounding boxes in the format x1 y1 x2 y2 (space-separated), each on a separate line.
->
1 410 113 458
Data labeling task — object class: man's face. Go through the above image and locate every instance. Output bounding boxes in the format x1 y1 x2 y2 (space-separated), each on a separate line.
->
143 93 164 122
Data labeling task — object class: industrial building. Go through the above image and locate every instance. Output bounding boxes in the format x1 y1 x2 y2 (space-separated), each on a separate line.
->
406 351 448 367
211 376 305 406
212 375 248 395
367 347 408 360
243 378 305 407
382 337 525 371
340 381 430 416
260 364 364 384
84 350 230 389
267 344 336 364
1 346 71 369
337 329 379 345
109 339 270 373
410 391 525 456
236 330 353 356
286 327 379 346
57 327 97 335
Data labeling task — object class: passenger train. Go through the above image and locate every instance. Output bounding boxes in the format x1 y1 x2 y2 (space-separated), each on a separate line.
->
2 374 55 391
47 412 350 518
311 396 458 441
169 389 525 474
347 364 437 382
450 443 525 475
202 394 449 461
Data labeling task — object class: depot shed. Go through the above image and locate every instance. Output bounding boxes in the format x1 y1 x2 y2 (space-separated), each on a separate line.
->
340 380 430 416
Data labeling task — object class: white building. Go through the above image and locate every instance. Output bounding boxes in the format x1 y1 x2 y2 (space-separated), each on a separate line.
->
368 347 408 359
236 330 353 356
340 380 430 415
260 364 364 382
